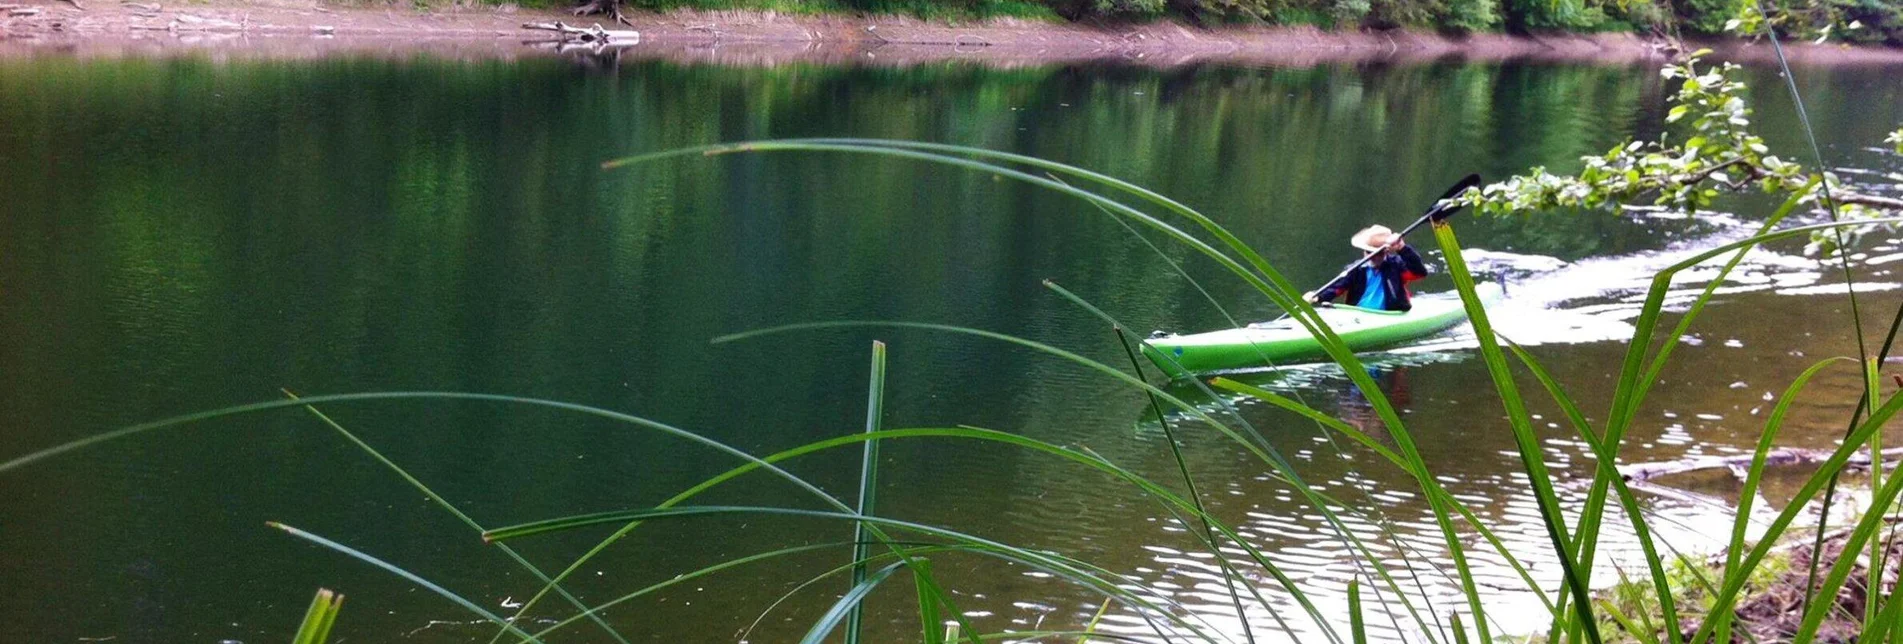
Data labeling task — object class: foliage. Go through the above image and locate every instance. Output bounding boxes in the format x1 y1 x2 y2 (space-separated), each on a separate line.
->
515 0 1903 44
1464 51 1902 255
1716 0 1903 44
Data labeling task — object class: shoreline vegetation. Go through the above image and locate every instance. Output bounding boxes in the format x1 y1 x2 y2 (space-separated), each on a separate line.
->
4 0 1903 63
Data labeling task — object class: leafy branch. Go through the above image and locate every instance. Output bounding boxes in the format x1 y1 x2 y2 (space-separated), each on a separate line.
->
1462 51 1902 255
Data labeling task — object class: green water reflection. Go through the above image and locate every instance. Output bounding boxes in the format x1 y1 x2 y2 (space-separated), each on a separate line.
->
1 55 1900 642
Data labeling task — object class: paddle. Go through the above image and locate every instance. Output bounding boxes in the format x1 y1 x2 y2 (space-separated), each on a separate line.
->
1284 173 1483 317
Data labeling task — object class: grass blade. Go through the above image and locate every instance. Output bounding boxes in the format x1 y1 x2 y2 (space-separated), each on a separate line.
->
804 562 907 644
1111 326 1259 644
280 392 631 644
915 559 944 644
1078 598 1113 644
1597 598 1660 644
533 542 945 643
487 505 1230 643
1685 388 1903 644
290 588 344 644
1431 221 1603 644
1716 357 1854 641
265 522 541 643
1569 179 1818 636
1210 377 1562 625
1500 339 1693 643
1860 564 1903 643
1348 579 1367 644
846 341 888 644
1792 445 1903 643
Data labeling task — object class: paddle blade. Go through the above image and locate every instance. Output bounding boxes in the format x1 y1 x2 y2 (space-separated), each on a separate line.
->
1427 173 1483 222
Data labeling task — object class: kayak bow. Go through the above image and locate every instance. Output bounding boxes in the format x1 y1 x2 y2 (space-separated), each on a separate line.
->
1141 282 1503 378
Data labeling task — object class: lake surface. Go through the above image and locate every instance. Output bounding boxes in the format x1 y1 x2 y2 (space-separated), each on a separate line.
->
2 53 1901 643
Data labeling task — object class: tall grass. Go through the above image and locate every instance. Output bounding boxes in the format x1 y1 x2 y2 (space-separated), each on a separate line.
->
5 142 1902 643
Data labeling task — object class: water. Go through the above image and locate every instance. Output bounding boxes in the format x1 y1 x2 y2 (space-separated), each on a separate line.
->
1 53 1901 643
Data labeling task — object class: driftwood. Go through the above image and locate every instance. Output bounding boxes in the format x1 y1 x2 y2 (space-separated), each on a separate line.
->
1619 446 1903 482
126 12 243 32
522 21 638 45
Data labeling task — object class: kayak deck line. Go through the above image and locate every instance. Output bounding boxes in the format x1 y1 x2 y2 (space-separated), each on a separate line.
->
1141 283 1505 378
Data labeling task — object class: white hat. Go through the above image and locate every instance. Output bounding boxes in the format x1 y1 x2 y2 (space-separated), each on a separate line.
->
1351 225 1395 252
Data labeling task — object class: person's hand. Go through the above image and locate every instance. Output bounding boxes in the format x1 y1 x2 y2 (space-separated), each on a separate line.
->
1386 237 1406 251
1303 290 1320 303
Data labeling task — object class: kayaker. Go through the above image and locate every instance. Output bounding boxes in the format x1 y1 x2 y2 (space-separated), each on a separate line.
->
1308 225 1429 312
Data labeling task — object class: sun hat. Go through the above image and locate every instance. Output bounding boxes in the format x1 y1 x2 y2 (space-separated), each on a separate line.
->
1351 225 1395 252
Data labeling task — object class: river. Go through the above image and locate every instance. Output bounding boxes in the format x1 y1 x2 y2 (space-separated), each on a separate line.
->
1 52 1901 643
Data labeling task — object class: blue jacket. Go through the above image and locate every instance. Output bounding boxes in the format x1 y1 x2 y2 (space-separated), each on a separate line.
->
1315 247 1429 312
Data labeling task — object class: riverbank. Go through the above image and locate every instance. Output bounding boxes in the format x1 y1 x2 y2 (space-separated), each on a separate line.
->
6 0 1903 66
1590 517 1903 643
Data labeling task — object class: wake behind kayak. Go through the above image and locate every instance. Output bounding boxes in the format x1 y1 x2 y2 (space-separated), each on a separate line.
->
1141 282 1503 378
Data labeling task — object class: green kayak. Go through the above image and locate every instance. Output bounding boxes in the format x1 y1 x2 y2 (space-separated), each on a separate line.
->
1141 282 1503 377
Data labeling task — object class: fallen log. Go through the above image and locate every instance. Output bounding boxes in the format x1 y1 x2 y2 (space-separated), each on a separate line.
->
1618 446 1903 482
522 21 638 45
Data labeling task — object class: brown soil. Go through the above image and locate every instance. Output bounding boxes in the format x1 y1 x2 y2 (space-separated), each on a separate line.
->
5 0 1903 66
1671 526 1903 644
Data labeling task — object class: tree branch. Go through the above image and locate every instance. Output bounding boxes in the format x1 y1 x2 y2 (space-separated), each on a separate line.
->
1678 157 1754 185
1836 193 1903 211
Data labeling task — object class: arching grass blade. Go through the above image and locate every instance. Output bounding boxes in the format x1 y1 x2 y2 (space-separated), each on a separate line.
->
805 562 907 644
281 391 630 644
265 522 541 643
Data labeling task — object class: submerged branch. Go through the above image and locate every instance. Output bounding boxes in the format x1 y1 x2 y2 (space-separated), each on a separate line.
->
1619 447 1903 483
522 21 640 44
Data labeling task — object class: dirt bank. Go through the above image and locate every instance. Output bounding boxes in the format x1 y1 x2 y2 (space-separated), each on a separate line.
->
5 0 1903 67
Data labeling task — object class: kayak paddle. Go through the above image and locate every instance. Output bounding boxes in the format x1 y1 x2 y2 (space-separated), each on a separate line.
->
1302 173 1482 307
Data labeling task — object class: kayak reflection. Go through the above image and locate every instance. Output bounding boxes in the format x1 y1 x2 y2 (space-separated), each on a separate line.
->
1140 351 1467 439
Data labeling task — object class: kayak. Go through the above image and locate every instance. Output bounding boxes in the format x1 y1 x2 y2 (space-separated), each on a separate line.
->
1141 282 1503 377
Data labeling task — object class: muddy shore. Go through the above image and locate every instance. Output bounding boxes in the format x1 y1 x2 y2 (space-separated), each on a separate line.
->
4 0 1902 67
